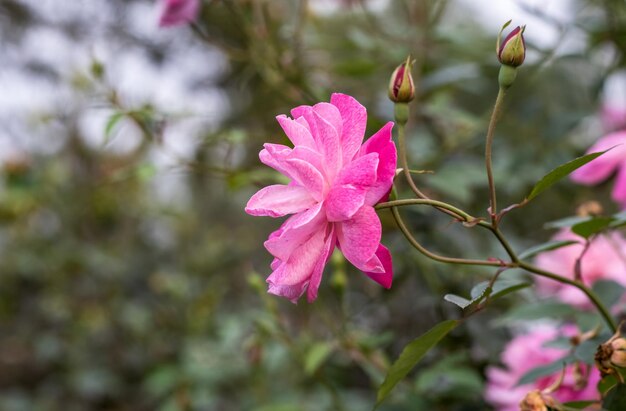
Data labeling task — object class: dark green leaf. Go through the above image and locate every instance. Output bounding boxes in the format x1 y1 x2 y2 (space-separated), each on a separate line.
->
519 240 579 260
545 216 590 230
598 374 619 395
496 302 578 325
593 280 626 309
105 112 125 140
526 150 611 201
517 355 574 386
571 217 615 238
603 383 626 410
376 320 459 407
573 340 600 364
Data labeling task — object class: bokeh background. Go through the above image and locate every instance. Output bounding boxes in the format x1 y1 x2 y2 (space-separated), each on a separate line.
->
0 0 625 410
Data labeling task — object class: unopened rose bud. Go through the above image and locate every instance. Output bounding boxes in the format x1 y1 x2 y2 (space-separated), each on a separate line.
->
497 24 526 67
519 390 560 411
388 56 415 104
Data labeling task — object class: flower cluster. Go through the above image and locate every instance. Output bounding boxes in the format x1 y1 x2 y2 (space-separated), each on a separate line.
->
245 94 396 303
534 228 626 307
485 326 601 411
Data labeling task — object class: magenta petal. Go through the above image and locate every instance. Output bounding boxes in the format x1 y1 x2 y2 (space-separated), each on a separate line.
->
359 122 397 206
267 226 327 286
306 226 336 302
285 158 326 201
259 143 292 175
264 202 325 260
336 205 382 268
362 244 393 289
276 115 316 150
312 110 343 181
158 0 200 27
313 102 343 140
571 132 626 185
325 153 379 222
612 164 626 209
331 93 367 164
245 184 316 217
267 279 308 304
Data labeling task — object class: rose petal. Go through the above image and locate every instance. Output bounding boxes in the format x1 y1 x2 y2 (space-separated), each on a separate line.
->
276 114 316 150
306 225 336 302
264 202 325 261
312 110 342 182
336 205 381 268
325 153 378 222
571 132 626 185
362 244 393 288
611 163 626 209
313 102 343 141
267 223 329 288
331 93 367 164
359 121 396 205
245 184 316 217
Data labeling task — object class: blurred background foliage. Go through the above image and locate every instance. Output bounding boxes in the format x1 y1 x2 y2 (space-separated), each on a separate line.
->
0 0 625 410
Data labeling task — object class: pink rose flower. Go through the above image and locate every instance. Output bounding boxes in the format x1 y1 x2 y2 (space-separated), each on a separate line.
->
570 131 626 209
485 326 601 411
534 229 626 307
158 0 200 27
245 93 397 303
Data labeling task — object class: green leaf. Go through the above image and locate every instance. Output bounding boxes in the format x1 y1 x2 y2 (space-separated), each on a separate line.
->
545 216 590 230
609 210 626 228
496 301 578 325
443 294 472 309
304 342 334 376
376 320 459 408
517 355 574 386
526 150 611 201
573 339 600 364
593 280 626 309
105 112 125 141
603 383 626 410
598 374 619 395
490 281 532 300
518 240 579 260
571 216 615 238
470 279 531 301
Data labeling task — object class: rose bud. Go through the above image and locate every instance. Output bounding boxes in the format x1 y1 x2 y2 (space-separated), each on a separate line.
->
497 25 526 67
388 56 415 104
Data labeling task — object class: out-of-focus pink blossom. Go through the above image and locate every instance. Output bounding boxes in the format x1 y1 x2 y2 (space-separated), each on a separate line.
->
601 105 626 132
158 0 200 27
245 93 397 303
570 131 626 209
485 326 601 411
534 229 626 307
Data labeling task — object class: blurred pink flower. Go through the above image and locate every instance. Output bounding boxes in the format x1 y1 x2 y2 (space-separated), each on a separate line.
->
534 229 626 307
485 326 601 411
570 131 626 209
158 0 200 27
601 105 626 132
245 93 396 303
